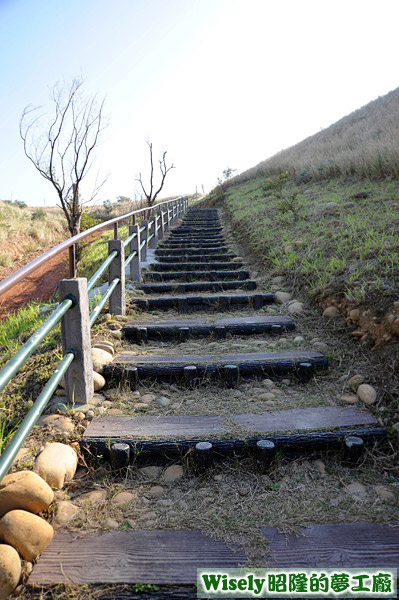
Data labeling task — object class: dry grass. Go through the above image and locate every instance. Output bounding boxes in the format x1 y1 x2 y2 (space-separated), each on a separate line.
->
0 201 67 274
232 86 399 183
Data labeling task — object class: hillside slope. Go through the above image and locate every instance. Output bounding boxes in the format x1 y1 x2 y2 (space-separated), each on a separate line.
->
236 87 399 182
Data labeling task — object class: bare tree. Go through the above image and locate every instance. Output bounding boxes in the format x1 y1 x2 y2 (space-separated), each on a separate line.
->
20 78 107 237
135 141 175 207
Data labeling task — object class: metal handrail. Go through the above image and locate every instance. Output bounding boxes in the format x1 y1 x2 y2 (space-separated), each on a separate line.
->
87 250 119 293
125 250 137 268
89 277 120 327
0 196 185 298
0 297 74 394
0 350 76 481
123 232 137 248
0 195 188 482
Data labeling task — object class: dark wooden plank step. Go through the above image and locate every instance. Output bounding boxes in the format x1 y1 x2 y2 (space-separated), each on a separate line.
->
262 522 399 568
143 270 250 282
139 280 257 294
149 262 242 271
30 523 399 585
29 530 246 585
113 350 326 366
132 293 275 312
84 407 376 439
157 254 236 262
156 248 230 256
123 315 294 340
105 350 327 383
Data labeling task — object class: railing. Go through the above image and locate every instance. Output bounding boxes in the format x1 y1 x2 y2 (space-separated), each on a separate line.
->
0 196 189 481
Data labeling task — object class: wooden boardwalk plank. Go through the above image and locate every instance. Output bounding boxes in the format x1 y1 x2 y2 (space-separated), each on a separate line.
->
29 530 246 585
84 415 227 438
231 406 377 432
113 350 325 366
30 523 399 584
83 407 376 439
262 522 399 567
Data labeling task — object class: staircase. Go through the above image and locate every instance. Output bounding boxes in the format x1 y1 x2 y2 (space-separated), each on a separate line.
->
29 207 398 597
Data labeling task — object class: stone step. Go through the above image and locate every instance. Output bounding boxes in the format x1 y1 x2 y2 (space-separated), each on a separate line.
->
29 522 398 585
149 262 242 272
104 350 328 385
132 292 275 312
143 270 250 282
139 280 257 294
82 406 383 459
159 241 226 248
123 315 295 341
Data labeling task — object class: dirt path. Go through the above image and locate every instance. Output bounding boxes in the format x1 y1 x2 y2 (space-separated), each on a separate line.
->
0 249 69 319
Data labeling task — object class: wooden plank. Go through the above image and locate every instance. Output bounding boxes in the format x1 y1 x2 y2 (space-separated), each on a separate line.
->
125 319 206 328
30 530 246 585
215 316 293 326
262 522 399 568
84 415 226 438
231 406 376 432
114 350 325 366
84 407 376 440
30 523 399 585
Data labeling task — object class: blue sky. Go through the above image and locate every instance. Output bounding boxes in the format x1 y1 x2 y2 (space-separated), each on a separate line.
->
1 0 399 206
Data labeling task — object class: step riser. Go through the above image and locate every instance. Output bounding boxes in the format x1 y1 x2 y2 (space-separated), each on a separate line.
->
139 280 257 293
156 248 230 256
149 263 242 272
133 294 275 312
82 427 386 463
157 254 236 262
143 270 250 282
105 357 327 386
123 321 294 341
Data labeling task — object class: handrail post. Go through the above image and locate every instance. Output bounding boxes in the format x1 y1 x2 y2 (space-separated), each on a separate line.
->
148 216 157 249
129 224 141 282
59 278 93 404
69 245 77 278
141 220 149 262
108 240 126 316
156 209 164 241
164 207 170 233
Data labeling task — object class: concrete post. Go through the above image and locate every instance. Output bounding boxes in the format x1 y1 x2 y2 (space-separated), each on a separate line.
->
141 220 148 262
108 239 125 316
148 216 156 249
164 207 170 233
59 278 93 405
129 224 141 282
157 209 164 240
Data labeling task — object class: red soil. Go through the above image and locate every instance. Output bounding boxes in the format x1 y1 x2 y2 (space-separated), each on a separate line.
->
0 248 69 319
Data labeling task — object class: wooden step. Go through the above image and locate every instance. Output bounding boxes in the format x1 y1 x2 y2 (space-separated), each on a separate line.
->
156 247 230 256
30 522 398 585
132 293 275 312
105 350 328 384
143 270 250 282
82 406 383 458
123 315 295 341
139 280 257 294
157 254 236 263
149 262 242 271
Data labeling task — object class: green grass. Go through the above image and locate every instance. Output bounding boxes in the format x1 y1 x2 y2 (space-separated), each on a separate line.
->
78 225 129 280
216 176 399 310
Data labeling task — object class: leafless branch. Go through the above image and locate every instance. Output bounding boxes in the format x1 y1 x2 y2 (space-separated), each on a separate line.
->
19 78 107 237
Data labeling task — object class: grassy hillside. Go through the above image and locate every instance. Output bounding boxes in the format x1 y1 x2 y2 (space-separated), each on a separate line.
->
210 174 399 346
0 201 67 274
235 87 399 183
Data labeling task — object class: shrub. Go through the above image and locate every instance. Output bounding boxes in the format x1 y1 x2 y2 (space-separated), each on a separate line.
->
31 209 46 221
80 211 100 232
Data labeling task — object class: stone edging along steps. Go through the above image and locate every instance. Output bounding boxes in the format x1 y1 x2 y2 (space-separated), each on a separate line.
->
5 206 398 596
